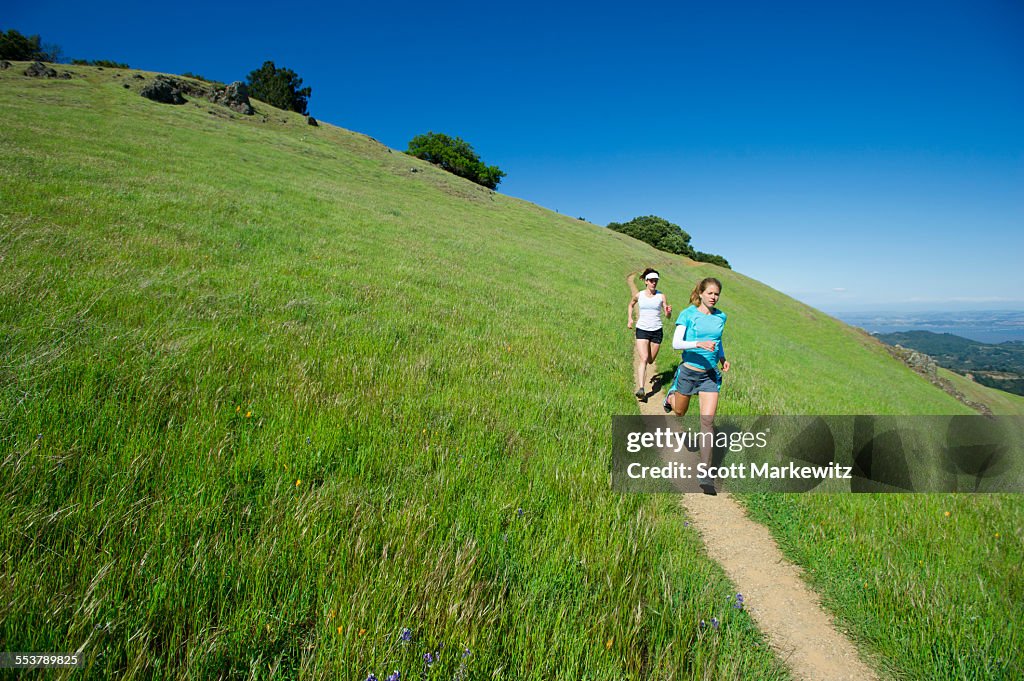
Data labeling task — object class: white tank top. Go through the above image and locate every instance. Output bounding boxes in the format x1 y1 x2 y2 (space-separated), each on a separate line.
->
636 292 664 331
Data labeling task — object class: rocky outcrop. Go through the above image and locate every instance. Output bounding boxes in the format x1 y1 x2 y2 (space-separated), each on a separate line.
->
889 345 938 380
139 76 258 115
24 61 71 79
306 115 318 126
140 76 187 104
210 81 253 115
174 79 210 99
887 344 992 415
0 60 11 70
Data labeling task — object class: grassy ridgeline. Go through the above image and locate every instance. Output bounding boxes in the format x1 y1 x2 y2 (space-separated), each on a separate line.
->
0 65 1019 679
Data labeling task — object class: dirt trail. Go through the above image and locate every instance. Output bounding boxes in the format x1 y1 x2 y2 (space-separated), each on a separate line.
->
627 273 879 681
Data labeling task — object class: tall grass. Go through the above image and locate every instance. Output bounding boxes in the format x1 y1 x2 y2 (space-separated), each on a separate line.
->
1 64 1018 679
743 494 1023 679
0 65 787 679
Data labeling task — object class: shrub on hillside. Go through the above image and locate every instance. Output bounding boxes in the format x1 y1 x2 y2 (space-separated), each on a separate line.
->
1 28 60 62
245 61 311 114
693 251 731 268
405 132 506 190
71 59 130 69
607 215 694 256
606 215 730 268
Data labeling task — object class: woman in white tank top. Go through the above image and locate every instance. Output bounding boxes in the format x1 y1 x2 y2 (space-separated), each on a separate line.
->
627 268 672 399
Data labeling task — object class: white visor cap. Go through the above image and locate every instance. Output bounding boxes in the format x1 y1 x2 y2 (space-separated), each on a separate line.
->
644 272 660 281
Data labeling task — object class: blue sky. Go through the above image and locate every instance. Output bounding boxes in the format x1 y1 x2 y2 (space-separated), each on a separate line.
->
6 0 1023 314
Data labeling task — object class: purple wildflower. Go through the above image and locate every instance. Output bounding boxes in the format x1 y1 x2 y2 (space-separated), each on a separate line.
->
424 652 434 666
700 619 707 629
517 507 524 518
366 675 378 681
711 617 720 630
387 673 400 681
734 593 744 609
463 648 471 657
399 627 412 642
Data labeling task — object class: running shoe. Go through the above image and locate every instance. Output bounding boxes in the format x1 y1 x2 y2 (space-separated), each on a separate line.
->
698 477 717 495
663 399 672 413
635 387 646 399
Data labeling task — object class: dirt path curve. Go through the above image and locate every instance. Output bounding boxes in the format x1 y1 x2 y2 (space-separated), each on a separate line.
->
627 273 879 681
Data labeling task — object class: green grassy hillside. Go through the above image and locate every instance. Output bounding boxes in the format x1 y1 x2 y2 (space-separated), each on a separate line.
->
939 367 1024 416
2 64 1020 679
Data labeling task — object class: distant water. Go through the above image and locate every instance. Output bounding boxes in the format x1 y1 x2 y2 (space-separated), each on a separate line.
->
833 311 1024 345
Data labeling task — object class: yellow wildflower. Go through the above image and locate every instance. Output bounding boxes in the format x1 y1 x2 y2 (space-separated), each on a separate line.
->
944 511 951 517
296 479 301 487
605 637 613 650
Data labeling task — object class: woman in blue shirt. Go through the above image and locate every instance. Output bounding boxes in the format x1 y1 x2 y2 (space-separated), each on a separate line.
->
664 277 731 493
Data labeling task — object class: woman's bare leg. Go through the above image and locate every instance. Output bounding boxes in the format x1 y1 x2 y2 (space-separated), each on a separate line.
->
647 342 661 385
635 339 651 392
668 392 691 416
697 391 720 477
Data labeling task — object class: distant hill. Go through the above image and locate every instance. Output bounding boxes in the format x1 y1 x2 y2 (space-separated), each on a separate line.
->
875 330 1024 396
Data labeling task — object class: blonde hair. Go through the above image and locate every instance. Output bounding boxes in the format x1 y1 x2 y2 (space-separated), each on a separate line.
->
689 277 723 306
